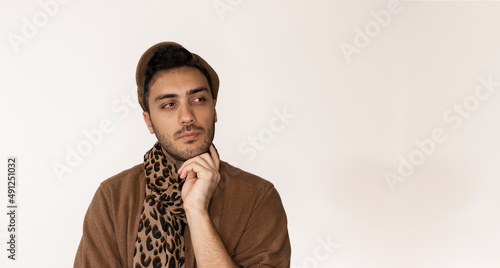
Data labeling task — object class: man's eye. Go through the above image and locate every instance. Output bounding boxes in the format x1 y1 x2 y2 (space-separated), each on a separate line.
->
162 103 175 109
194 97 206 102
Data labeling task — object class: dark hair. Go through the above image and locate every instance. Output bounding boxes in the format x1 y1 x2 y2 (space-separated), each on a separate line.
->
143 45 213 112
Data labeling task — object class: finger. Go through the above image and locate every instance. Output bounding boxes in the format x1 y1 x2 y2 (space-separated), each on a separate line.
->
196 147 220 172
211 143 220 159
185 170 197 180
209 144 220 171
179 162 210 180
178 155 210 174
178 157 212 179
198 153 215 169
181 171 197 197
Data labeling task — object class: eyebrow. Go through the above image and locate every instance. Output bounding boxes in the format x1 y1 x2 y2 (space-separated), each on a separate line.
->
154 87 210 102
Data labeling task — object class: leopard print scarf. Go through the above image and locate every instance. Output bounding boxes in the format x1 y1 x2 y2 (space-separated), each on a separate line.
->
133 142 187 268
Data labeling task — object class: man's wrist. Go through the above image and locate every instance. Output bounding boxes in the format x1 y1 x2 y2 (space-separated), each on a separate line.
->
185 208 211 223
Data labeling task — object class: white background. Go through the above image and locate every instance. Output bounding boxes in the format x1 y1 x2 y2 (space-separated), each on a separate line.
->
1 0 500 267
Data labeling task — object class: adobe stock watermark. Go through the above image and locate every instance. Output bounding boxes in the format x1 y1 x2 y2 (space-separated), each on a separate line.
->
385 74 499 192
237 106 296 162
51 88 140 182
339 0 403 63
292 235 340 268
7 0 73 54
212 0 245 21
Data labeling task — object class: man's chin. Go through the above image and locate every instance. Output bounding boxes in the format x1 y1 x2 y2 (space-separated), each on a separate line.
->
164 143 210 162
156 132 214 162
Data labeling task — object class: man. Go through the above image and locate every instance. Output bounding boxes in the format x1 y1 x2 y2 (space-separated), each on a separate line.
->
74 42 291 267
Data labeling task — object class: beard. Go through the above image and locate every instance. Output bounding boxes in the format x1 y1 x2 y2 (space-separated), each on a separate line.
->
152 120 215 162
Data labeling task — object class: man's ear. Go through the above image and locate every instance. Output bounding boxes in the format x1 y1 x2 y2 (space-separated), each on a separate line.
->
213 99 217 123
143 111 155 134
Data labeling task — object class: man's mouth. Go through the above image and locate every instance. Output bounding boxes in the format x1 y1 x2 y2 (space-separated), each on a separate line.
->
179 131 200 141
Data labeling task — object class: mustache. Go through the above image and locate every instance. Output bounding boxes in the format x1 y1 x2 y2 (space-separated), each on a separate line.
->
175 124 205 137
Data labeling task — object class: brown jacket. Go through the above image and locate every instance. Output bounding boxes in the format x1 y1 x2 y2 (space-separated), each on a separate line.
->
74 161 291 267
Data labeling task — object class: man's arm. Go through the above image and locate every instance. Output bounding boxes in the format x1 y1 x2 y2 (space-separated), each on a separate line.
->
178 144 238 268
185 210 238 267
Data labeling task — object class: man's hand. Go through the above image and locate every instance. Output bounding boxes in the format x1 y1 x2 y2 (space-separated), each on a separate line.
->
177 144 238 267
178 144 220 215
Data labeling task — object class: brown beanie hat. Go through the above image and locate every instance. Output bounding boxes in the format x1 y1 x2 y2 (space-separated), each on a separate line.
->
136 41 220 111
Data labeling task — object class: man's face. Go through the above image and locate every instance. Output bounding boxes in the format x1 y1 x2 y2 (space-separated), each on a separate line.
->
143 66 217 162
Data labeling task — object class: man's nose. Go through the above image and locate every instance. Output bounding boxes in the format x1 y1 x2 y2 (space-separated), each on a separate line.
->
178 105 196 125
